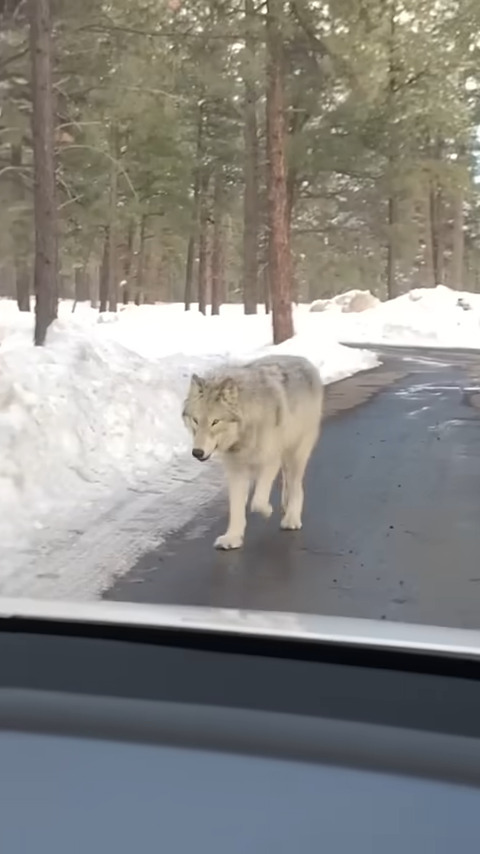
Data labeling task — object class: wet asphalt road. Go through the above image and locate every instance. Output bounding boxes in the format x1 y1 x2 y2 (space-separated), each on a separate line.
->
106 346 480 629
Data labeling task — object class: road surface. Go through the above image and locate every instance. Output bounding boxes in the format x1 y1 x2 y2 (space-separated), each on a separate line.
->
105 346 480 629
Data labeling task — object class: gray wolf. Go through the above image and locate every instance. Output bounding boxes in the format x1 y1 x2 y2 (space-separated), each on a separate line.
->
182 354 324 550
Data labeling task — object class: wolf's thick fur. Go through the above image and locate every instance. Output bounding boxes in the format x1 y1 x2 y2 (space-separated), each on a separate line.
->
182 354 324 550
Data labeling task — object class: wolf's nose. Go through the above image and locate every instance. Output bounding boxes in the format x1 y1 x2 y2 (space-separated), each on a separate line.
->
192 448 206 461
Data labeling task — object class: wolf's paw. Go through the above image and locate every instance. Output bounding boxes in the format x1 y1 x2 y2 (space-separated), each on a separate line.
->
280 514 302 531
214 532 244 550
250 497 273 518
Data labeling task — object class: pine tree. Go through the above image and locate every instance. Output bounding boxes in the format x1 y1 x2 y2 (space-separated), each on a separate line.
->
29 0 58 345
266 0 294 344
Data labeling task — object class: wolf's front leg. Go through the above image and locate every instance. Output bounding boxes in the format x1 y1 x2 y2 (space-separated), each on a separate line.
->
250 460 280 518
214 467 251 550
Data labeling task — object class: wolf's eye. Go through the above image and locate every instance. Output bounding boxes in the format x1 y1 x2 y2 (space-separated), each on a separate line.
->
211 419 220 426
192 417 198 426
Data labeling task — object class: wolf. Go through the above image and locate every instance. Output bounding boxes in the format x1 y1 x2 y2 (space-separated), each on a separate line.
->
182 354 324 550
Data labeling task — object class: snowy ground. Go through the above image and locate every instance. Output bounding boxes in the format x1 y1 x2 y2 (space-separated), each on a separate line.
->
1 284 479 600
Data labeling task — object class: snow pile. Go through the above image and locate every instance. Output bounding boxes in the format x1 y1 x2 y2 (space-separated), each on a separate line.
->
338 285 480 348
0 300 377 550
310 289 380 313
0 319 194 547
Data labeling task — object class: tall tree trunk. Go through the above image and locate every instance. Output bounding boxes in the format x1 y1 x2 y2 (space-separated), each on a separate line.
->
99 229 109 312
135 215 147 305
198 169 210 315
423 192 436 287
91 263 99 308
211 167 225 316
121 219 136 304
107 225 117 312
428 137 445 287
242 0 259 314
184 107 204 310
107 130 118 312
258 184 271 313
386 195 400 299
286 171 300 303
74 266 89 302
450 189 464 290
184 231 196 310
385 3 400 301
266 0 293 343
156 253 168 302
29 0 58 345
430 187 444 286
143 239 153 303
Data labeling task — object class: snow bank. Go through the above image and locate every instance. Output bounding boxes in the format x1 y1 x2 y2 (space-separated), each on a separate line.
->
337 285 480 348
0 300 377 551
310 289 380 313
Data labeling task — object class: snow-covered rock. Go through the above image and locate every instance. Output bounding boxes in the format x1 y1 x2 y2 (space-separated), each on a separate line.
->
342 291 380 313
310 289 380 313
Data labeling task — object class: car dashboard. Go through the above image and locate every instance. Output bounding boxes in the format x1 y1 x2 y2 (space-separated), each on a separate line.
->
1 599 480 853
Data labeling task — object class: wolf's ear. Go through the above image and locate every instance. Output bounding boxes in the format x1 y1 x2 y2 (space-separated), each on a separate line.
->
217 377 239 405
190 373 205 394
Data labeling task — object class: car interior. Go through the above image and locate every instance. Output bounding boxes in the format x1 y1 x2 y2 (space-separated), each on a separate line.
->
1 610 480 852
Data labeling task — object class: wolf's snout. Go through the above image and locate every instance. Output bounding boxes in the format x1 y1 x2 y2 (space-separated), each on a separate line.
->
192 447 207 461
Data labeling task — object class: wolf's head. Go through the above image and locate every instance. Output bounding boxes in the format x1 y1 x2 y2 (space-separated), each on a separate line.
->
182 372 241 461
